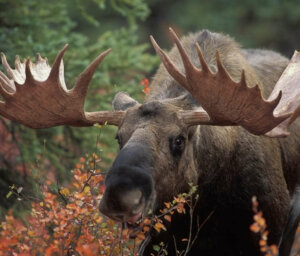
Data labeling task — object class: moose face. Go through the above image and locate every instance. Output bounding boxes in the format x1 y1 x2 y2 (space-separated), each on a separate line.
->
99 98 199 224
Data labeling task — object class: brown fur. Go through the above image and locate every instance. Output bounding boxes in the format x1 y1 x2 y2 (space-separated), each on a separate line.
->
101 30 300 256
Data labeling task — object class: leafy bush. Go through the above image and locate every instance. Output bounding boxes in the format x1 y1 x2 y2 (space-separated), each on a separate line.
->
0 152 199 256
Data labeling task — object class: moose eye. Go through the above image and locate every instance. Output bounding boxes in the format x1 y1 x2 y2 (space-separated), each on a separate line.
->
169 135 186 157
174 135 185 147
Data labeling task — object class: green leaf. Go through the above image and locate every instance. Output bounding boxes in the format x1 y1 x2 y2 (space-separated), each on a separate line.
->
153 245 160 252
6 191 12 199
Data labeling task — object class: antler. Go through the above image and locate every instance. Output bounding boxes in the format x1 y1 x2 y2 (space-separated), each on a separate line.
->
264 51 300 137
0 45 125 128
150 28 299 136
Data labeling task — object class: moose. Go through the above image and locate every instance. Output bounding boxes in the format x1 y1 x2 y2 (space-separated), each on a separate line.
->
0 28 300 256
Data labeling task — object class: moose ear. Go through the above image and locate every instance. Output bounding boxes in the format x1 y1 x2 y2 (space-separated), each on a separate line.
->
113 92 139 111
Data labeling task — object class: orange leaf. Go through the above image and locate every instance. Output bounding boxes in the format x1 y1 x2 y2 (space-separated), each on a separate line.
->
257 217 266 227
142 86 150 94
143 226 150 232
136 232 146 241
164 215 171 222
154 222 166 233
143 218 151 225
259 239 266 246
164 202 171 209
269 245 278 255
250 223 260 233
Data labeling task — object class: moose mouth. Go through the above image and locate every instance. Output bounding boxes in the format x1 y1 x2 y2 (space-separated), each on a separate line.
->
127 212 143 224
122 191 157 236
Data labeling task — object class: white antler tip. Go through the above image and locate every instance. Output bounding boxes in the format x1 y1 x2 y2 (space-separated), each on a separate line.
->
0 52 7 63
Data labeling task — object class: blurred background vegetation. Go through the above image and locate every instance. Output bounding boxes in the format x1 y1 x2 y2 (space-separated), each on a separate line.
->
0 0 299 216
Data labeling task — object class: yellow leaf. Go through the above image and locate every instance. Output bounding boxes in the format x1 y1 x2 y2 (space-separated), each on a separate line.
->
83 186 90 194
60 188 70 197
27 230 35 237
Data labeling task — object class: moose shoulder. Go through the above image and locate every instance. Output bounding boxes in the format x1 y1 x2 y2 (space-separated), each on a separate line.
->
0 29 300 256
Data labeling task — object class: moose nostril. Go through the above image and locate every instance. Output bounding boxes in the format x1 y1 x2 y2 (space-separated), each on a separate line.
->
99 188 145 222
121 189 144 211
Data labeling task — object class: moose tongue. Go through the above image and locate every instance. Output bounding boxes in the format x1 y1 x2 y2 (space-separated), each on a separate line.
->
127 212 142 224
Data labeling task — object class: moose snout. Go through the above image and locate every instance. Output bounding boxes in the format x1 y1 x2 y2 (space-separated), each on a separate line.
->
99 144 154 222
99 187 145 222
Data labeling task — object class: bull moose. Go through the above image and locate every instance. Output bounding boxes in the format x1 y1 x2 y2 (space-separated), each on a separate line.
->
0 28 300 256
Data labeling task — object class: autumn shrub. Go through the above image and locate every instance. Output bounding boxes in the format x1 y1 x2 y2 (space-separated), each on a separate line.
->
0 154 137 256
0 147 197 256
250 196 278 256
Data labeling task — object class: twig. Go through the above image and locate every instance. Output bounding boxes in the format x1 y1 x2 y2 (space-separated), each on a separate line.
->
183 196 197 256
81 126 102 193
173 235 180 256
189 211 214 250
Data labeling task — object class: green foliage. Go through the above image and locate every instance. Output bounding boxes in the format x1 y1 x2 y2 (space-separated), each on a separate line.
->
0 0 158 214
161 0 299 56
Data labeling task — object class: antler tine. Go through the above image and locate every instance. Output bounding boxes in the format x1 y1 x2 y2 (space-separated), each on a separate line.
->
15 55 21 70
1 52 14 80
150 35 188 89
169 28 198 77
195 43 210 73
215 51 230 79
264 51 300 137
36 53 42 62
0 72 15 94
48 44 68 82
0 79 12 100
72 48 111 98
